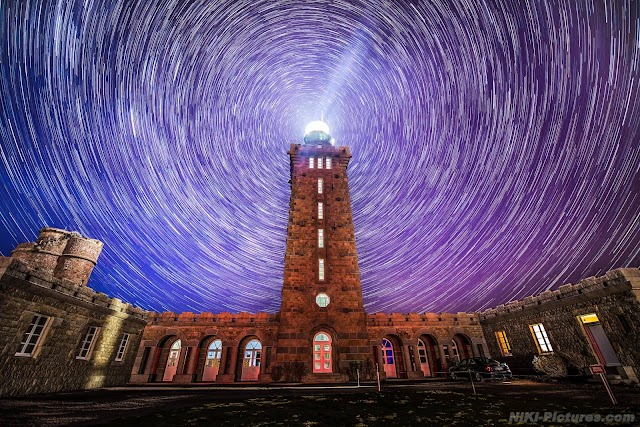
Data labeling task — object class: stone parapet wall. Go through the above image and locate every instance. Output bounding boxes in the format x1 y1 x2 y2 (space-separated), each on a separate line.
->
1 257 147 320
480 268 640 320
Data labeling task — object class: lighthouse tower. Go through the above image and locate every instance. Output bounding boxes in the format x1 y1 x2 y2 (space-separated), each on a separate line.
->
275 121 370 381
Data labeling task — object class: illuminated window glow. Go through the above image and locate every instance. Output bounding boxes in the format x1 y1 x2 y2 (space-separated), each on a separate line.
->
319 259 325 280
317 157 323 169
309 158 314 168
318 178 323 194
495 330 512 356
530 323 553 353
316 293 330 307
318 202 323 219
325 157 331 169
318 229 324 248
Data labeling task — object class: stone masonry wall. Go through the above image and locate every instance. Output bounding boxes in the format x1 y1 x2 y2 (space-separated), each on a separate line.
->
479 268 640 380
0 257 148 396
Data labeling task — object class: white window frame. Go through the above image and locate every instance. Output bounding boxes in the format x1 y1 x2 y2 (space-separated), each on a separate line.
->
309 158 314 168
318 229 324 248
325 157 331 169
115 333 130 361
319 259 325 281
77 326 101 360
317 157 323 169
318 178 323 194
318 202 323 220
15 314 50 357
530 323 553 353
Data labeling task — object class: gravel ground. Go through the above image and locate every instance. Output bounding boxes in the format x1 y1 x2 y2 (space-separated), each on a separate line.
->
1 380 638 426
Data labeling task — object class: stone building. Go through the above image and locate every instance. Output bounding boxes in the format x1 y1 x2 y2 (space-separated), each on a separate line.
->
2 123 638 396
129 122 488 384
0 228 147 397
479 268 640 383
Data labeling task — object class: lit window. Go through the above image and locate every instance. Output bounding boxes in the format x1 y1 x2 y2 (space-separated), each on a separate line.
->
309 158 314 168
316 293 330 307
115 333 130 361
325 157 331 169
317 157 323 169
318 178 323 194
318 202 323 219
318 229 324 248
319 259 325 280
77 326 101 360
530 323 553 353
495 331 512 356
578 313 599 324
15 314 50 357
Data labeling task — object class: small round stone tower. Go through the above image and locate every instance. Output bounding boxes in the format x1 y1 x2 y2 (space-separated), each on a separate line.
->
11 228 71 272
53 235 104 285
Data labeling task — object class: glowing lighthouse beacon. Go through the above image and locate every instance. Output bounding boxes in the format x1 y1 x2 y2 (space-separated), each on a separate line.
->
303 120 333 145
276 120 370 381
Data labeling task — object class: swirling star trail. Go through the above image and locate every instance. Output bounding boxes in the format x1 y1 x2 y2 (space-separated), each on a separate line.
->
1 0 639 314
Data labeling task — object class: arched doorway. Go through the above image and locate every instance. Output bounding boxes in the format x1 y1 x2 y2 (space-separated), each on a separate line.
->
163 339 181 382
382 337 398 378
313 332 332 373
417 335 439 377
241 339 262 381
452 334 473 360
202 339 222 381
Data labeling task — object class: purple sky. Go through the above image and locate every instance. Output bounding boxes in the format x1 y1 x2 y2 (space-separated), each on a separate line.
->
1 0 639 314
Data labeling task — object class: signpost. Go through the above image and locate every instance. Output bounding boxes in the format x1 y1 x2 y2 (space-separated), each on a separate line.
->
589 364 617 405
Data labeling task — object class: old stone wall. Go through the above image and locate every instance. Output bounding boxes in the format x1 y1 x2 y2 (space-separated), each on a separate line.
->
479 268 640 380
0 257 148 397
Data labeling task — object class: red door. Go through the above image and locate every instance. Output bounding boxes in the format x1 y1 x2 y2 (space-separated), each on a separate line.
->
241 339 261 381
382 338 397 378
163 339 181 382
313 333 332 373
202 339 222 381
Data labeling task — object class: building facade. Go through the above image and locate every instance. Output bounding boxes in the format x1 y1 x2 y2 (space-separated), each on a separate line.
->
0 228 147 397
2 124 638 396
129 123 488 385
480 268 640 383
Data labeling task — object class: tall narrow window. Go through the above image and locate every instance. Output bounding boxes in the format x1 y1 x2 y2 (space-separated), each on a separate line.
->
115 333 130 361
319 259 325 280
530 323 553 353
318 229 324 248
318 202 323 219
318 178 323 194
15 314 50 357
325 157 331 169
317 157 323 169
77 326 100 360
495 331 512 356
309 158 314 168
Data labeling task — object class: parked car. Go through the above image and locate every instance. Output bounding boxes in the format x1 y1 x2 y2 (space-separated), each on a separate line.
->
449 357 512 381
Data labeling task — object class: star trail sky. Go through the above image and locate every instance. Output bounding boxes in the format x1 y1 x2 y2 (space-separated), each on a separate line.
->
1 0 639 314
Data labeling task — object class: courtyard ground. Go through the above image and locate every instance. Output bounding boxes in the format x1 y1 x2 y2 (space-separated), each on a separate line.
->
0 379 638 426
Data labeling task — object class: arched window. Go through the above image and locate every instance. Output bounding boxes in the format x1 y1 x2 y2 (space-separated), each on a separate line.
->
313 332 332 373
163 339 181 382
202 339 222 381
241 339 262 381
382 338 397 378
